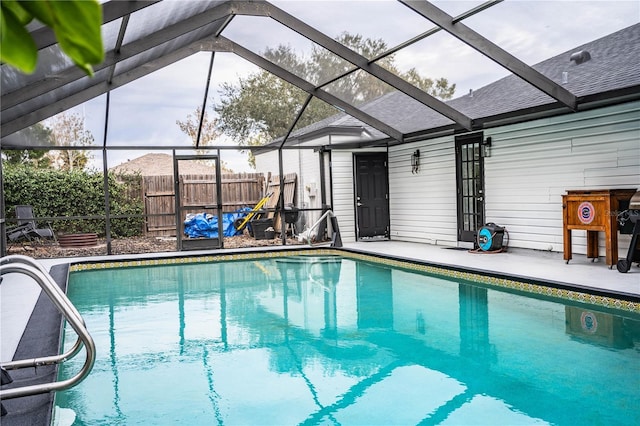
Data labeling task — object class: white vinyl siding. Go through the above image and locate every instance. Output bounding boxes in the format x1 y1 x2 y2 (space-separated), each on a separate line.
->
484 101 640 254
388 100 640 255
388 137 458 246
331 151 356 242
297 149 323 228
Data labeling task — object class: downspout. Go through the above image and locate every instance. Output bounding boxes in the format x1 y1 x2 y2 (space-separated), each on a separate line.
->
278 94 314 245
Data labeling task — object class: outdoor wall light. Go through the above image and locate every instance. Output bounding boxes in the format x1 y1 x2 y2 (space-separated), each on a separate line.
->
411 149 420 174
483 137 492 158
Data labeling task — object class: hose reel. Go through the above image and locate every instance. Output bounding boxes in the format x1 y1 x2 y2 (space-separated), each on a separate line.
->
477 223 507 252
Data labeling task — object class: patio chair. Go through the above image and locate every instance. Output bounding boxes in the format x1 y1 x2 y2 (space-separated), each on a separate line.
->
6 205 55 242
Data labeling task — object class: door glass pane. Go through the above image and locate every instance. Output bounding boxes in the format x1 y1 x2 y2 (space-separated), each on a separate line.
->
456 135 485 242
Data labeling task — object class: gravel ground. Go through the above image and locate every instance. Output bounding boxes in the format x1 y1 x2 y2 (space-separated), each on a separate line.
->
6 233 305 259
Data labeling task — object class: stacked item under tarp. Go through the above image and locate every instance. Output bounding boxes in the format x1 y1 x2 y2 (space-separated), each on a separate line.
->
183 208 251 239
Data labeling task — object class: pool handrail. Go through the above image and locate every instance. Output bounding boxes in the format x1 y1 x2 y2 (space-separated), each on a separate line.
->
0 257 96 400
0 255 86 370
300 209 342 247
0 254 84 324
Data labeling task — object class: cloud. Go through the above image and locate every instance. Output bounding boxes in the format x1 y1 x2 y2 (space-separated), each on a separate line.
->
273 0 431 47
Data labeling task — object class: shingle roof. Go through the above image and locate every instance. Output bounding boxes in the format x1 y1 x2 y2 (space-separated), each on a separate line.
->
110 153 215 176
286 23 640 142
450 22 640 120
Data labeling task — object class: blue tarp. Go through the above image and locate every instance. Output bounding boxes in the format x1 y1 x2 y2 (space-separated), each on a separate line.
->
184 208 251 239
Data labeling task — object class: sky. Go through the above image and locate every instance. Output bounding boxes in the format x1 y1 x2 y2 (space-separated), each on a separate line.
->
63 0 639 173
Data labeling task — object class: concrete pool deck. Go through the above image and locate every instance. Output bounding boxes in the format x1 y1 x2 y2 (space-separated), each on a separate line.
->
343 241 640 296
2 240 639 365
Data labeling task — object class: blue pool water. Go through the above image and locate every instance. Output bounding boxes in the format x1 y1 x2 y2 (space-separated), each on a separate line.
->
55 255 640 425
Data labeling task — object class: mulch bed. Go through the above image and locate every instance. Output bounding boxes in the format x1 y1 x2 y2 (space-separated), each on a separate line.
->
7 234 305 259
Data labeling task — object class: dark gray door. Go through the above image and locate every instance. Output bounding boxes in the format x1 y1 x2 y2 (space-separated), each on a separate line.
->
354 153 389 239
455 133 485 244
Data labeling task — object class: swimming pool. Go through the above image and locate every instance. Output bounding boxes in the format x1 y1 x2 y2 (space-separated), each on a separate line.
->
54 251 640 425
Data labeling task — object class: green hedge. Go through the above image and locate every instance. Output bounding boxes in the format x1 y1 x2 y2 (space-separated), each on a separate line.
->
3 165 144 237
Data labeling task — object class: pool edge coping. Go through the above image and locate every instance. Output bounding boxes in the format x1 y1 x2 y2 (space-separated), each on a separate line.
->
66 246 639 313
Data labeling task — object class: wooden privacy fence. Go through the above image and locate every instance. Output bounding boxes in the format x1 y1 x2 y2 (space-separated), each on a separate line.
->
143 172 265 236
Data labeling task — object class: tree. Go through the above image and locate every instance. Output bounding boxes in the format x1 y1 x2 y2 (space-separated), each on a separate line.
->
45 112 94 171
402 68 455 100
215 32 456 147
1 0 104 75
176 106 221 148
1 123 52 168
176 107 234 172
216 72 329 146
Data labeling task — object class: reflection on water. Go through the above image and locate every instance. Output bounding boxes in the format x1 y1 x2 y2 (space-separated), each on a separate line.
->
56 256 640 425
